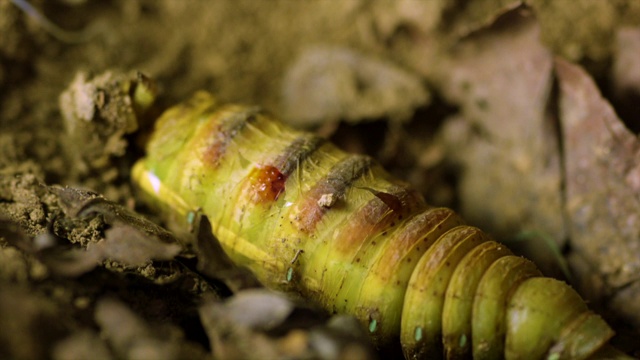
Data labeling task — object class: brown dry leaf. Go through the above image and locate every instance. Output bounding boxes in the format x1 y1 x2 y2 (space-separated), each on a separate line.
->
281 45 428 127
216 289 295 331
93 224 181 266
556 58 640 327
200 297 281 360
33 223 180 277
39 186 181 276
369 0 523 50
199 291 299 360
52 185 177 244
199 290 375 360
95 297 208 360
435 16 565 273
444 0 524 39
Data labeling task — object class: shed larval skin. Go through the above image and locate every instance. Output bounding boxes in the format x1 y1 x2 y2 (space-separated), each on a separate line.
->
132 91 626 359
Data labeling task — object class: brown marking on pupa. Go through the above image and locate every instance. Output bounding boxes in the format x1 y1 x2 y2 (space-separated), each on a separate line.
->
293 155 372 233
201 106 259 166
272 134 325 176
333 184 426 254
246 165 288 203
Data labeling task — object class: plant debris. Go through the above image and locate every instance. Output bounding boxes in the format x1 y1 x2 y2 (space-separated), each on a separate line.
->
557 58 640 324
2 0 640 358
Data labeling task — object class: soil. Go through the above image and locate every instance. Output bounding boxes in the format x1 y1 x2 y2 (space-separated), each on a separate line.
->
1 1 639 359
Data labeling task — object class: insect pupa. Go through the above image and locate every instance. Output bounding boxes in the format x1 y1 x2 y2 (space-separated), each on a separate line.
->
132 91 628 359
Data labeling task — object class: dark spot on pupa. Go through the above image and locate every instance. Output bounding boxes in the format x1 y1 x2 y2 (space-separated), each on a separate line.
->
248 165 287 203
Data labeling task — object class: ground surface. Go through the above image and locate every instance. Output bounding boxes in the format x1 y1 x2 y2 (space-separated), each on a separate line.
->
1 1 640 359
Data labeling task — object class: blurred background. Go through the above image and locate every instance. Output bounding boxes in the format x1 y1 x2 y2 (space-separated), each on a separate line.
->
1 1 640 358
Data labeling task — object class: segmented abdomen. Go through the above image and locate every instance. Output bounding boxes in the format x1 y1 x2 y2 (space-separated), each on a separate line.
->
132 92 616 359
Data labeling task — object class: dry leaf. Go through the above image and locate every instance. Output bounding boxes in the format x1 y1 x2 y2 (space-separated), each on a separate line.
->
435 17 565 273
556 58 640 326
199 290 375 360
282 46 429 126
52 186 177 243
217 289 295 331
41 186 182 276
94 224 181 266
95 297 208 360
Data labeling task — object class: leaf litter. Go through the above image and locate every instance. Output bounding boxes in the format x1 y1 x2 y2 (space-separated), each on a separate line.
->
2 0 640 358
557 58 640 323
